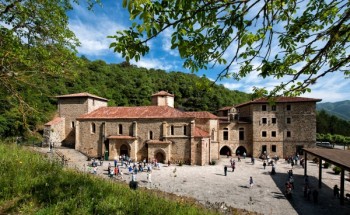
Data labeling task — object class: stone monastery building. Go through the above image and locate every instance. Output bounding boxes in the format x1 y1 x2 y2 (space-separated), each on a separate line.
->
44 91 321 165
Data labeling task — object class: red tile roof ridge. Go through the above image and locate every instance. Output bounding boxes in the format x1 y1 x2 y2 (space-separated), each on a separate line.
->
194 126 210 137
185 111 218 119
151 91 174 97
235 96 322 107
55 92 108 101
77 106 194 119
45 117 64 126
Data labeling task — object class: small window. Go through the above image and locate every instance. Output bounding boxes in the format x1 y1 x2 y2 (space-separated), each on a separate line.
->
71 121 75 128
118 124 123 135
171 125 174 135
271 145 277 152
262 131 267 137
91 123 96 134
183 125 187 135
271 131 276 137
239 128 244 140
262 105 267 111
223 128 229 140
272 118 277 124
286 118 291 124
287 131 291 137
262 118 267 124
271 105 277 111
149 131 153 140
286 104 291 111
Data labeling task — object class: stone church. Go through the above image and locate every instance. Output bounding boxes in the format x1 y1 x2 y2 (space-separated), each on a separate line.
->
44 91 321 165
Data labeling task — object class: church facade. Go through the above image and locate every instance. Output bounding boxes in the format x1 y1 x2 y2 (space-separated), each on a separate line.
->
44 91 321 165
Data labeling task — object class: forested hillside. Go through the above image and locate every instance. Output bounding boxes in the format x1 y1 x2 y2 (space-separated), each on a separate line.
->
0 58 250 139
317 101 350 121
317 110 350 137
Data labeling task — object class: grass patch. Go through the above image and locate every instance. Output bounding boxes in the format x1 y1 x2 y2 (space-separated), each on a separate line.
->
0 143 220 215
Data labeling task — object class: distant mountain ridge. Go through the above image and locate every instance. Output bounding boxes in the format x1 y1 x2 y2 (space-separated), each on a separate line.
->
316 100 350 121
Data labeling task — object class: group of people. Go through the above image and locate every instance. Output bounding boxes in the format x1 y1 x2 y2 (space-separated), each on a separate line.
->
86 154 162 185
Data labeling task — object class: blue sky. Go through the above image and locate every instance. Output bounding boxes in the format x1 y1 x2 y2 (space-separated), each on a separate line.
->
67 1 350 103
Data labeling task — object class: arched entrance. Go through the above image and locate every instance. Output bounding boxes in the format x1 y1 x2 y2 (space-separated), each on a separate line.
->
120 144 129 157
155 151 166 163
220 146 231 156
236 146 247 156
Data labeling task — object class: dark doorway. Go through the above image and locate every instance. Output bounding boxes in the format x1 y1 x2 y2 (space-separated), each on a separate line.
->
296 145 304 155
104 140 109 157
220 146 231 156
236 146 247 156
155 151 165 163
120 144 129 157
261 145 267 154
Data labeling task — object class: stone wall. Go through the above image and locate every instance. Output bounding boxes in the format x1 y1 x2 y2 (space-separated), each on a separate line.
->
250 102 317 158
58 97 107 147
43 119 65 147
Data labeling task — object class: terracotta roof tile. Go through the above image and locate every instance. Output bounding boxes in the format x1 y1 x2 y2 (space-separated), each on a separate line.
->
235 97 322 108
77 106 194 120
107 135 137 140
194 127 210 137
151 91 174 97
186 111 218 119
218 106 233 111
45 117 64 126
55 92 108 101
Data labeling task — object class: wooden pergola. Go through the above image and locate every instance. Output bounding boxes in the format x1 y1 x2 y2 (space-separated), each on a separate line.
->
303 148 350 205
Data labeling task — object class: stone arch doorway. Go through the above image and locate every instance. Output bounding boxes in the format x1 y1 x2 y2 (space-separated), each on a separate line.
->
120 144 129 157
220 145 231 156
154 150 166 163
236 146 247 156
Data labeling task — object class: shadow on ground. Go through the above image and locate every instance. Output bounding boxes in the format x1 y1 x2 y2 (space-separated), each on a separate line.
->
269 162 350 215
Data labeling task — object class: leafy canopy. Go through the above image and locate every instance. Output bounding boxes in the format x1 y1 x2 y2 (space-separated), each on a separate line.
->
0 0 99 134
110 0 350 97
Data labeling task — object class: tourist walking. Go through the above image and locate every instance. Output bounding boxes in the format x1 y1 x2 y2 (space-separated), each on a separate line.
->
224 165 228 176
333 185 340 198
249 176 254 188
147 171 152 183
243 152 246 159
263 161 266 169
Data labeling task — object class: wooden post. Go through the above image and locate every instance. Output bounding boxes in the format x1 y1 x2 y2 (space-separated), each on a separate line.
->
318 158 322 189
340 169 345 205
304 152 307 176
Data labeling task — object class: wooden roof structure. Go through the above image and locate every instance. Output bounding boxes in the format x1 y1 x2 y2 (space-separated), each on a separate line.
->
303 148 350 205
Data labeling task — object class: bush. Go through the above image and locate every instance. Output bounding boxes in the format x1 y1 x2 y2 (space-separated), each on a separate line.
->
333 166 342 175
323 162 331 168
209 160 216 165
178 161 183 166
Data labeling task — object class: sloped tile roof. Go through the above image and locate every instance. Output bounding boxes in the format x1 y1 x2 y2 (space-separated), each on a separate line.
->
151 91 174 97
194 127 210 137
55 92 108 101
77 106 194 119
218 106 233 111
235 97 322 108
185 111 218 119
45 117 64 126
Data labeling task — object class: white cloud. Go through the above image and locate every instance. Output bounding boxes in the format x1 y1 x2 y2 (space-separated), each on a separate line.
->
68 4 125 57
131 58 173 71
161 29 179 56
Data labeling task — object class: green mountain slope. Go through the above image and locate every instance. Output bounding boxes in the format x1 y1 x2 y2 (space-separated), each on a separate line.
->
0 59 251 138
317 100 350 121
